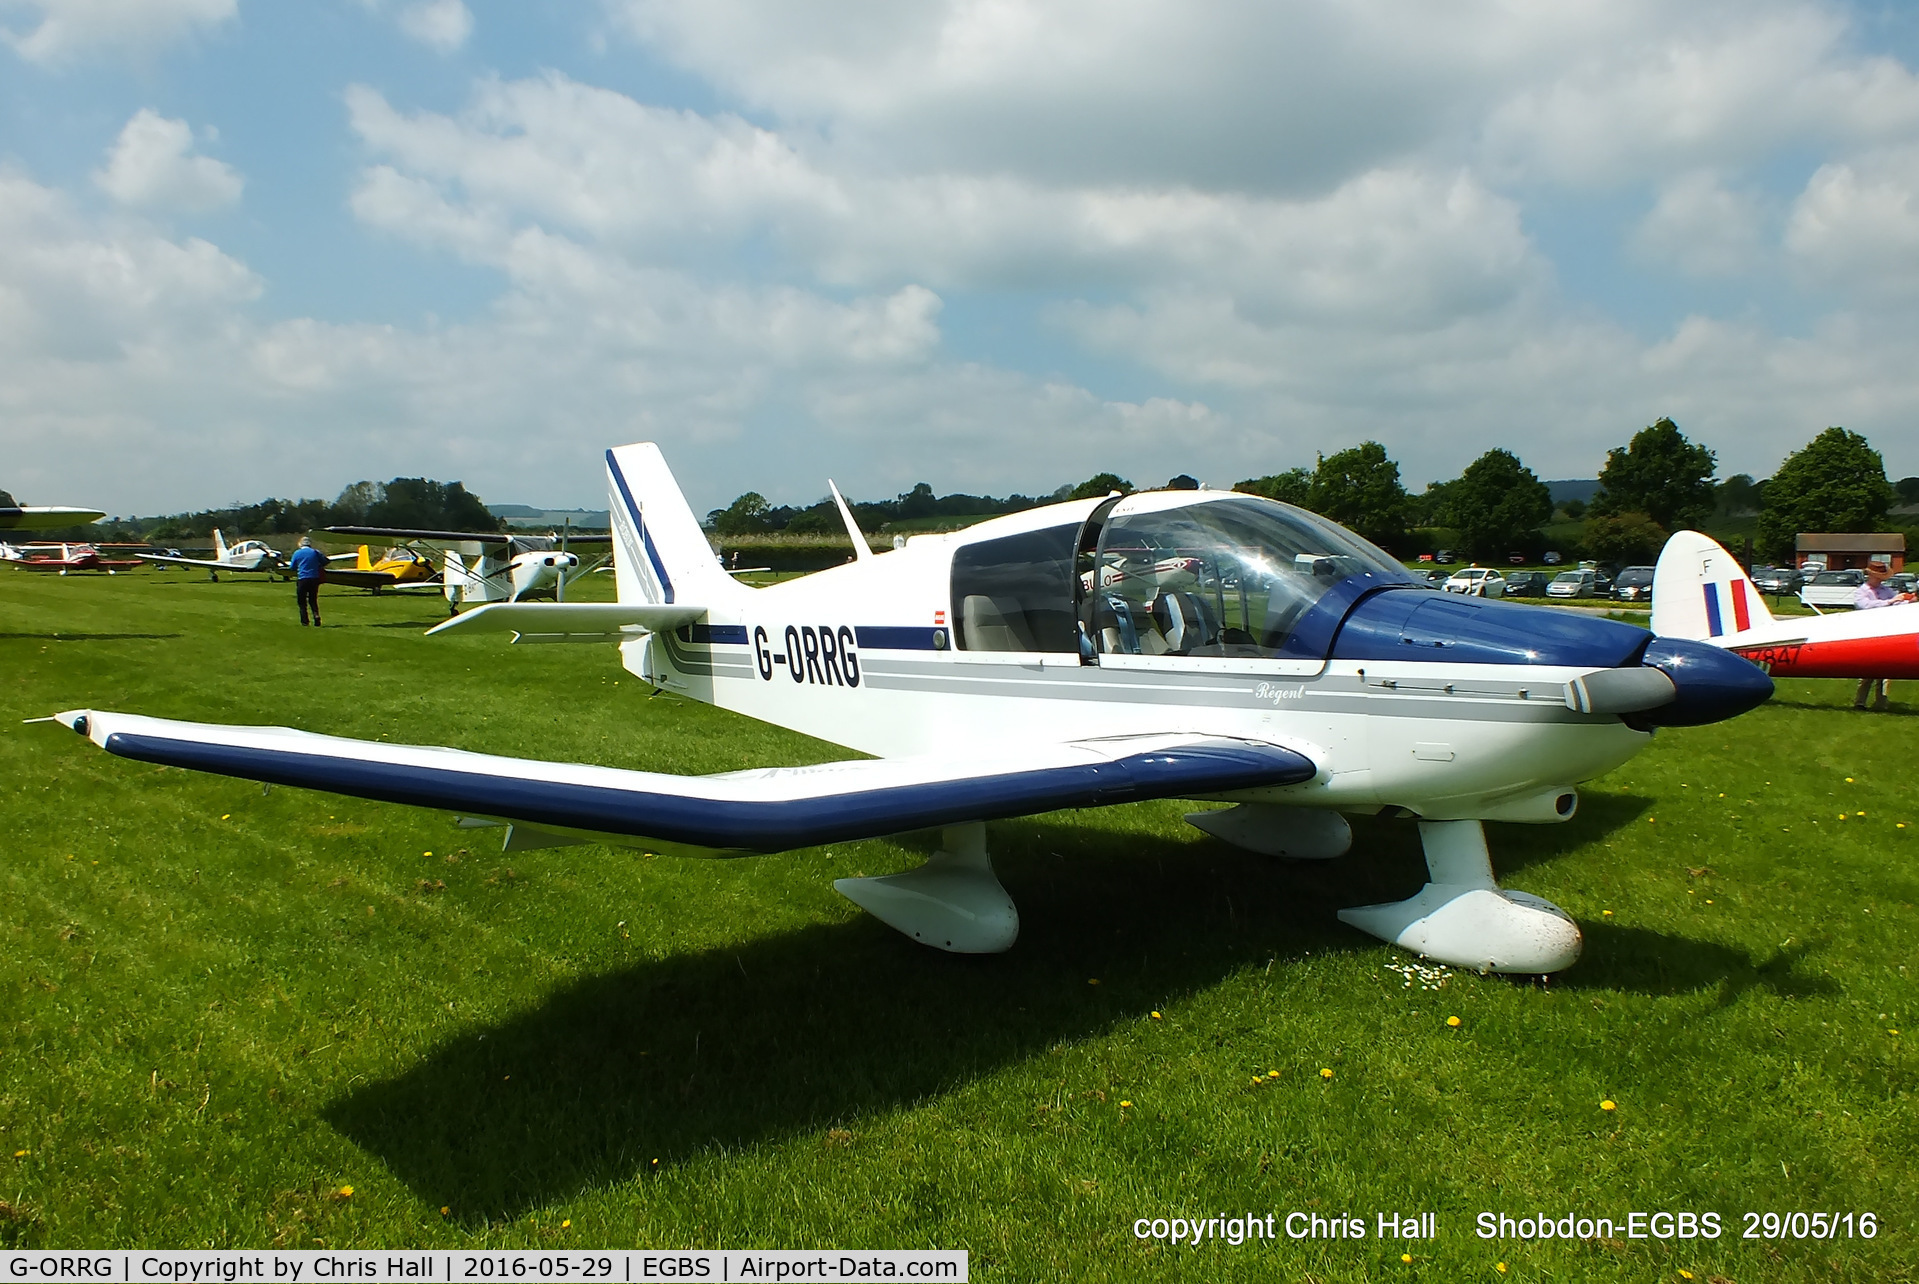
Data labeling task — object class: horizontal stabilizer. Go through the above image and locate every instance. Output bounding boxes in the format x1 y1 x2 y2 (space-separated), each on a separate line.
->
49 710 1316 855
427 601 706 638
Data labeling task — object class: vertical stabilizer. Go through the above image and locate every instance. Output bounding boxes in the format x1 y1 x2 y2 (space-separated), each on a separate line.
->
213 529 228 560
1652 530 1774 640
604 443 747 607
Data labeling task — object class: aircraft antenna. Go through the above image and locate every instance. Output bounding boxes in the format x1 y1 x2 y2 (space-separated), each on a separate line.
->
828 480 873 562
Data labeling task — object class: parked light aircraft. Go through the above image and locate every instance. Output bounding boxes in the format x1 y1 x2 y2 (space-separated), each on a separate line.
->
324 525 612 613
0 505 106 531
321 544 439 591
49 444 1773 975
137 530 289 581
1652 530 1919 677
6 542 142 574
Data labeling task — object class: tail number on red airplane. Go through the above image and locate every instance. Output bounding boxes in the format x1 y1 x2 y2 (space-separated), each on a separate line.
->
755 625 860 687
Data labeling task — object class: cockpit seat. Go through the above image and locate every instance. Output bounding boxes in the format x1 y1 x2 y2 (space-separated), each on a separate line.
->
1151 590 1218 654
960 594 1038 652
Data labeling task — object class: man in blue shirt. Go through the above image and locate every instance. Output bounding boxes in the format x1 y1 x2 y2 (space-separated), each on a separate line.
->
289 536 327 627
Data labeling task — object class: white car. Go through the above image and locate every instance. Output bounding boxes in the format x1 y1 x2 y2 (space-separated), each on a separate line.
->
1547 569 1599 599
1443 567 1506 597
1799 570 1866 608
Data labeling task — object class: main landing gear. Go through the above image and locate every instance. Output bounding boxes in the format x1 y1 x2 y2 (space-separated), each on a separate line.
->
829 812 1580 974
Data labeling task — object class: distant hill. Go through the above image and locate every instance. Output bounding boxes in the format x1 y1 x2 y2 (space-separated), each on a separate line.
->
487 505 610 530
1546 479 1600 504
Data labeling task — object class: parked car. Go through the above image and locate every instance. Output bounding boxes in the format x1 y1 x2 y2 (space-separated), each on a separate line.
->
1889 572 1916 596
1507 552 1527 564
1800 569 1866 608
1542 551 1563 565
1752 565 1802 596
1444 566 1506 597
1420 568 1451 586
1611 565 1655 603
1433 549 1456 564
1547 568 1601 599
1503 570 1550 597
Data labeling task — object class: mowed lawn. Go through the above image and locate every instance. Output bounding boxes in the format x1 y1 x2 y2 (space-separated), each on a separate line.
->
1 570 1914 1281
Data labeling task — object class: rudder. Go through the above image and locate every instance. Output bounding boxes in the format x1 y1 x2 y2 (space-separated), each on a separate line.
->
1652 530 1773 640
604 443 746 608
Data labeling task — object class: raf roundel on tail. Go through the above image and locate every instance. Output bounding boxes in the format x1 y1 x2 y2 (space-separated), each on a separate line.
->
48 443 1777 976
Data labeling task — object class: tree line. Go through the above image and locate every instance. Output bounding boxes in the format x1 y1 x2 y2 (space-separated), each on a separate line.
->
708 420 1911 563
6 479 503 544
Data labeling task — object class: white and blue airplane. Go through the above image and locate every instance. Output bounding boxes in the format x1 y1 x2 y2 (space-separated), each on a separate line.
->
137 529 289 580
324 524 612 613
46 443 1771 974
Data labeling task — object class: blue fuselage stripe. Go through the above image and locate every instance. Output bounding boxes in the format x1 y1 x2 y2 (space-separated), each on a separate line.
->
604 449 675 605
855 626 944 651
102 733 1314 853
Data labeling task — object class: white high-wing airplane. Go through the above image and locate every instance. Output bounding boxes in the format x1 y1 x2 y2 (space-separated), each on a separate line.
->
137 530 289 580
324 525 612 613
49 444 1772 974
1652 530 1919 677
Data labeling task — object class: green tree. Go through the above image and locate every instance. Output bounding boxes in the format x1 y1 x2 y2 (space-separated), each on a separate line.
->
1068 473 1133 501
1442 449 1553 557
1714 473 1761 515
1165 473 1199 491
367 478 500 531
710 491 775 535
1560 498 1587 521
1591 418 1717 529
1755 427 1895 560
1235 468 1312 506
0 489 16 507
1583 512 1669 564
1895 476 1919 507
1308 441 1409 549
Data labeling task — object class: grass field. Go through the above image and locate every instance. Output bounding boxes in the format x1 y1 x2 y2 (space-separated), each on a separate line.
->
2 569 1914 1281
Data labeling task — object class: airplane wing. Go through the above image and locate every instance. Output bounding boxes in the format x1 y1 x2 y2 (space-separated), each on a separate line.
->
47 710 1316 854
318 567 404 589
326 525 615 546
426 601 705 641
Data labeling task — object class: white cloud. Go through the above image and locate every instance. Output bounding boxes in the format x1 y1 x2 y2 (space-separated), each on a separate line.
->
1629 171 1766 277
396 0 471 53
94 109 243 212
1 0 234 64
1786 146 1919 298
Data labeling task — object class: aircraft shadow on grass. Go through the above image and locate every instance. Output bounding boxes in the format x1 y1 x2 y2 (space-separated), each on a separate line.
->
324 795 1773 1221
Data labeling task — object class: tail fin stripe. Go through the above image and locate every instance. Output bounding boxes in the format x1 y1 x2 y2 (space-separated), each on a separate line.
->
1731 579 1751 632
1701 584 1723 637
605 449 675 605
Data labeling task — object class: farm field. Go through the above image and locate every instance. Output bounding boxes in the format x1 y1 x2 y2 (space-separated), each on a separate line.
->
2 569 1915 1281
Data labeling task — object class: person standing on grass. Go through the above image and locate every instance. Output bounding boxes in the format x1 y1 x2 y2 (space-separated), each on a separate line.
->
1849 563 1913 709
290 535 327 627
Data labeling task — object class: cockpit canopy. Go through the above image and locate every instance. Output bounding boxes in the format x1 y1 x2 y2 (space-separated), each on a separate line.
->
952 491 1414 660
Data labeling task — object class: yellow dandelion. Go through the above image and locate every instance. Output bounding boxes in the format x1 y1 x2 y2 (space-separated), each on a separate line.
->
1600 1099 1617 1111
337 1185 354 1198
1251 1077 1262 1086
1496 1266 1507 1275
1857 812 1865 817
1267 1070 1279 1078
1891 1029 1901 1036
1900 823 1907 829
12 1150 25 1158
440 1207 450 1217
1679 1272 1694 1281
1401 1253 1412 1263
1446 1016 1461 1027
561 1219 571 1229
1087 978 1100 986
1845 777 1854 783
221 814 230 820
1602 909 1614 916
1119 1100 1132 1108
1320 1067 1334 1079
424 851 433 857
1150 1011 1162 1019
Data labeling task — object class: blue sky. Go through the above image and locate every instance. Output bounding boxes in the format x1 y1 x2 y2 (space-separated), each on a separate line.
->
5 1 1919 518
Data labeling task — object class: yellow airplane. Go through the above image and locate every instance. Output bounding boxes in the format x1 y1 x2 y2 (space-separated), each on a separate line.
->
321 544 440 591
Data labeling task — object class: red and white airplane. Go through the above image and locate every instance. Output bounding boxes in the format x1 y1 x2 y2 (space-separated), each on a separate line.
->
2 542 144 575
1652 531 1919 677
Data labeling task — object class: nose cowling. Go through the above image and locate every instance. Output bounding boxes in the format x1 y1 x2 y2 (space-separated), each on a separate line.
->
1632 636 1774 727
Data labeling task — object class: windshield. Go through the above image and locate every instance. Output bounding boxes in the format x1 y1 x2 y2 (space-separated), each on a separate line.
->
1083 493 1412 658
1616 568 1653 585
1552 571 1585 583
1813 571 1861 585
